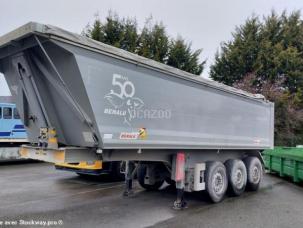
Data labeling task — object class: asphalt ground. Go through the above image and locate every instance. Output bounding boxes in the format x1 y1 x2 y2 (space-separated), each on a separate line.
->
0 162 303 228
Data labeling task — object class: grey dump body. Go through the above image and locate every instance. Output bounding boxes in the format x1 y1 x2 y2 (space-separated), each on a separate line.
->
0 22 274 153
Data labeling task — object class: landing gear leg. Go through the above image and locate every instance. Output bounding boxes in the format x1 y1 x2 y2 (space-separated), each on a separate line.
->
173 152 187 210
123 161 136 197
173 182 187 210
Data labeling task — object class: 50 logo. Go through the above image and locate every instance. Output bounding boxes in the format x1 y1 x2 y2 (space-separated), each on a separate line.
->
104 74 172 127
104 74 144 126
111 74 135 98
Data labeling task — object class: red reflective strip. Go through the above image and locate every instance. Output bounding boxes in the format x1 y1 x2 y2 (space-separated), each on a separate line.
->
175 152 185 181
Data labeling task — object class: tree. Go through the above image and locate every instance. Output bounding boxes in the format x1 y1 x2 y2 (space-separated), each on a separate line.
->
120 18 138 52
233 73 303 146
90 18 104 41
167 37 205 75
137 18 169 63
102 12 125 48
83 12 138 52
210 11 303 146
210 10 303 95
210 16 261 85
83 12 205 75
210 10 303 146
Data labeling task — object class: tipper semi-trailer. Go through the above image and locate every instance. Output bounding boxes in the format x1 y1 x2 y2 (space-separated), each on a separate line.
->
0 22 274 209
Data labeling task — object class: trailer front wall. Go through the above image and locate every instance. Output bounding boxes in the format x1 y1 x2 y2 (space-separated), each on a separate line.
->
1 42 99 147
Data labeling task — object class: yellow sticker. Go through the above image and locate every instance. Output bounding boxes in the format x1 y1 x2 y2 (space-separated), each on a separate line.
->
138 128 147 139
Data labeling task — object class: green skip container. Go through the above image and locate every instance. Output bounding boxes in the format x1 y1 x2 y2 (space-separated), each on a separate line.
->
263 147 303 183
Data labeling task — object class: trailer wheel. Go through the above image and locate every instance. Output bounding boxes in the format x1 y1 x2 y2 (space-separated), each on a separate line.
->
137 164 164 191
225 159 247 196
205 161 228 203
243 157 263 191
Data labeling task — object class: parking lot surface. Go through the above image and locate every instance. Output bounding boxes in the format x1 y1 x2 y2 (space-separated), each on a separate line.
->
0 162 303 228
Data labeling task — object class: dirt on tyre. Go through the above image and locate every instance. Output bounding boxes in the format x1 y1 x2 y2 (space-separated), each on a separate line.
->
243 156 263 191
205 161 228 203
225 159 247 196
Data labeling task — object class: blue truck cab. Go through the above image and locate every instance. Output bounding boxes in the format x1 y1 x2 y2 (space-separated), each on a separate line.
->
0 103 27 142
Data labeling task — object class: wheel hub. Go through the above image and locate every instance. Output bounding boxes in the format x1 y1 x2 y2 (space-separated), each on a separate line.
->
235 169 243 188
213 172 224 194
252 166 260 183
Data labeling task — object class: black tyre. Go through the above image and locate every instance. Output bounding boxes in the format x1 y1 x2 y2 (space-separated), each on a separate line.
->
243 156 263 191
205 161 228 203
110 161 125 181
225 159 247 196
137 164 164 191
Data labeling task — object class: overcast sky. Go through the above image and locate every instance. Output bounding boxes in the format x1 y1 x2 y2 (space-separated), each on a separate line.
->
0 0 302 95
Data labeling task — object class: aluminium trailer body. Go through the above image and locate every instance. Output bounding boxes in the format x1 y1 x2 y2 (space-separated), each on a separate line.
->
0 22 274 207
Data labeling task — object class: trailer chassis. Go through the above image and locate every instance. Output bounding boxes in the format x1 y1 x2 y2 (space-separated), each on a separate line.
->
20 144 263 209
